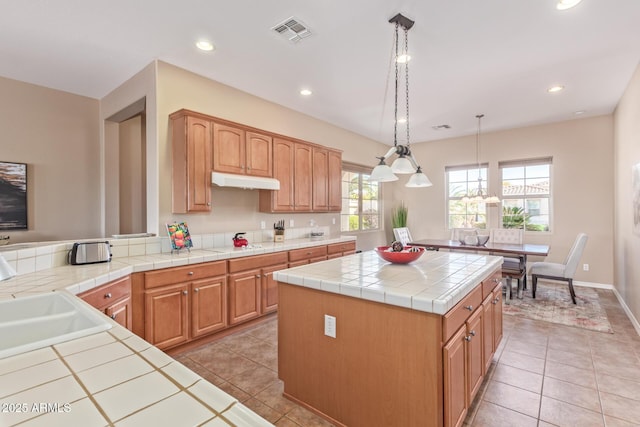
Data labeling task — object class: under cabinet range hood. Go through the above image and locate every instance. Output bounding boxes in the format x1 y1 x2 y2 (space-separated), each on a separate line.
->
211 172 280 190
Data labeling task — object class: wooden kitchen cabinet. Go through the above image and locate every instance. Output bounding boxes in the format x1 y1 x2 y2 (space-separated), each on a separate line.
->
260 138 295 212
312 147 329 211
288 245 328 267
262 263 287 314
293 142 313 211
170 112 212 213
328 149 342 211
326 241 356 259
142 261 227 350
228 270 261 325
212 123 273 177
79 276 132 330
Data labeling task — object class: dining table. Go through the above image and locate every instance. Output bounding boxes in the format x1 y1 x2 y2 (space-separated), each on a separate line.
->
409 238 550 300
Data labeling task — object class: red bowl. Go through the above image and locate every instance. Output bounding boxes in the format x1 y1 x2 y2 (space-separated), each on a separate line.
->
375 246 425 264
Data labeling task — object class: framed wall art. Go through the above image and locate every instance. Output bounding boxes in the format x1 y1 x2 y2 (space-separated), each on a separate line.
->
0 161 27 230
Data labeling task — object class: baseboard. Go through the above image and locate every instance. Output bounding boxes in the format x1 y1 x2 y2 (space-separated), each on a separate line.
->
573 280 614 290
611 287 640 337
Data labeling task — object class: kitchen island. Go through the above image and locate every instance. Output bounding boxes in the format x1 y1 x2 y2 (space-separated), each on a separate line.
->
274 250 504 427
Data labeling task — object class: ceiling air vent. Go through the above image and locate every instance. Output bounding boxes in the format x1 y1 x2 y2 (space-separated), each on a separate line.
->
432 124 451 130
272 17 312 43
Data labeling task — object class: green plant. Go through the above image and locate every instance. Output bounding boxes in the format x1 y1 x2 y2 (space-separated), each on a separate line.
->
502 206 529 229
391 202 408 228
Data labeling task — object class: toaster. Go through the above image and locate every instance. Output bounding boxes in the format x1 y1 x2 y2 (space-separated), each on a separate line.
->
68 241 112 265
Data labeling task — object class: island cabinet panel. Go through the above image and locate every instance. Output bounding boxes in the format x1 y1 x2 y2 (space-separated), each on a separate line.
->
443 326 468 427
171 114 212 213
278 283 444 427
80 276 132 330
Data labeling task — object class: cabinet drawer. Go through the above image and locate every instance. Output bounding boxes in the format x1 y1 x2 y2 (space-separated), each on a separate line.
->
228 252 288 273
80 276 131 310
144 261 227 289
482 269 502 300
289 246 327 262
327 241 356 255
442 285 482 342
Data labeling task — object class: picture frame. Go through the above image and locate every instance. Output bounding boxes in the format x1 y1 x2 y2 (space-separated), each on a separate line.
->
0 161 27 230
166 221 193 252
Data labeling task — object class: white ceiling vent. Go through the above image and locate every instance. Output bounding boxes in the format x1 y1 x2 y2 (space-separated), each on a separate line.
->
272 17 312 43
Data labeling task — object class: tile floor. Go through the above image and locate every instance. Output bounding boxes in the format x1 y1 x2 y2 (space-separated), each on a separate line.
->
174 288 640 427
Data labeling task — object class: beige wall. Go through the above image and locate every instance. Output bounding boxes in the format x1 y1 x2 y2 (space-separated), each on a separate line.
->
0 76 101 242
156 61 389 250
389 115 615 285
614 62 640 323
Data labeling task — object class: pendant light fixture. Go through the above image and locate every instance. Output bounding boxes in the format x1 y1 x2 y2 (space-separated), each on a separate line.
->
370 13 432 188
461 114 500 204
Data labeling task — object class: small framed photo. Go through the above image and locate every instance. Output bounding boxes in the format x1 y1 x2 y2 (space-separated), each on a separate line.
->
166 221 193 251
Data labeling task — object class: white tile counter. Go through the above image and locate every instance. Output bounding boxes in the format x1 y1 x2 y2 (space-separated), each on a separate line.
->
0 235 355 427
273 249 503 314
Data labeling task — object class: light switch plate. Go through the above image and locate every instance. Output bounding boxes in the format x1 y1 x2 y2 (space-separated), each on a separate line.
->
324 314 336 338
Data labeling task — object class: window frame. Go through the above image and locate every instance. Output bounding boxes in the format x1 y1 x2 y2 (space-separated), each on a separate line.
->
340 162 381 233
499 157 553 233
445 163 491 230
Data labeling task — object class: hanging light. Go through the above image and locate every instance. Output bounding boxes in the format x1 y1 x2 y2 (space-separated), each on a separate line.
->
462 114 500 204
369 13 432 188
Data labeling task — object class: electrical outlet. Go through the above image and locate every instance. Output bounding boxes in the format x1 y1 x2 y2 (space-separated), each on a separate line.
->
583 263 589 271
260 221 266 230
289 219 295 228
332 217 336 225
324 314 336 338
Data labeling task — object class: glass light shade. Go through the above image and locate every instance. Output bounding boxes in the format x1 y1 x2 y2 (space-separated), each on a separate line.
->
370 164 398 182
406 171 433 188
391 156 415 174
556 0 582 10
485 195 501 204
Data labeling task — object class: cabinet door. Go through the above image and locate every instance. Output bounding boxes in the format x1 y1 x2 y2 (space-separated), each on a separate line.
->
246 132 272 177
191 276 227 338
312 147 328 211
229 270 261 325
269 138 295 211
261 263 287 314
466 308 484 404
106 297 132 330
443 326 467 427
186 117 212 212
213 123 245 174
145 283 189 350
328 150 342 211
492 286 503 350
482 295 494 374
294 143 312 211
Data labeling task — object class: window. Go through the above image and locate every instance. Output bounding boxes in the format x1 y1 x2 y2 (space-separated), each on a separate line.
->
341 163 380 232
500 157 552 231
446 164 489 229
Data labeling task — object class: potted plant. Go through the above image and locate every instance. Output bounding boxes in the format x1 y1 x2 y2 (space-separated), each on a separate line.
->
391 202 408 228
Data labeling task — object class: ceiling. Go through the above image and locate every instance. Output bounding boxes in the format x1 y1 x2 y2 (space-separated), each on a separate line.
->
1 0 639 144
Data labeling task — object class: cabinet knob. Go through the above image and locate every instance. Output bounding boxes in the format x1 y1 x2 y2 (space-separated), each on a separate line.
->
207 202 211 206
182 290 188 295
194 288 199 292
465 335 472 342
464 305 473 311
105 292 112 299
256 274 261 278
493 278 500 283
469 330 476 336
188 271 194 276
110 314 117 320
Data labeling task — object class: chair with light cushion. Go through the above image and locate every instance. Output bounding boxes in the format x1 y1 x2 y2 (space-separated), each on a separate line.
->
530 233 588 304
490 228 526 299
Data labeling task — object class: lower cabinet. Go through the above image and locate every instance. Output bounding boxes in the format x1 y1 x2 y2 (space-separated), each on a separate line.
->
288 245 328 267
79 276 132 330
326 241 356 259
228 270 261 325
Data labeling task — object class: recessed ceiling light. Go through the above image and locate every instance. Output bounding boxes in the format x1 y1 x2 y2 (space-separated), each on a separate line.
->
196 40 215 51
300 89 312 96
432 124 451 130
556 0 583 10
547 85 565 93
396 54 411 64
574 110 586 115
397 118 407 124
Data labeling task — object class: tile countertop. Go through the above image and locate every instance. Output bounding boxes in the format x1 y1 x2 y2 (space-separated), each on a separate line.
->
0 236 355 427
273 249 503 315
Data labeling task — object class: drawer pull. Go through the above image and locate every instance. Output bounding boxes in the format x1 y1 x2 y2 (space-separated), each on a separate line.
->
493 278 500 283
469 330 476 336
194 288 199 293
188 271 194 276
110 314 117 320
256 274 261 279
464 335 472 342
105 292 112 299
464 305 473 311
182 290 188 295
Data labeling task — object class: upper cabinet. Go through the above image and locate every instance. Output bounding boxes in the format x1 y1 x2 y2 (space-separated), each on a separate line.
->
171 112 212 213
212 124 273 177
170 109 342 214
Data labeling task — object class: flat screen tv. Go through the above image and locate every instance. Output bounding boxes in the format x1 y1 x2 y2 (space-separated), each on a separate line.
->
0 161 27 230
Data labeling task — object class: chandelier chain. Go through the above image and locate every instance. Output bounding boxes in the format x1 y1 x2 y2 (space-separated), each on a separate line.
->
393 22 399 147
404 26 410 149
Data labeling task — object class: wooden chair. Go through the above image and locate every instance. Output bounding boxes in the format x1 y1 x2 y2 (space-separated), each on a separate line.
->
531 233 588 304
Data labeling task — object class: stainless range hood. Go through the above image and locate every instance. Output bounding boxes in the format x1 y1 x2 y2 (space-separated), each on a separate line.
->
211 172 280 190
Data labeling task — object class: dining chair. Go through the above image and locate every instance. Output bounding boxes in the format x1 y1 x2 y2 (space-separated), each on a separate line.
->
450 228 477 242
490 228 526 297
393 227 413 246
530 233 588 304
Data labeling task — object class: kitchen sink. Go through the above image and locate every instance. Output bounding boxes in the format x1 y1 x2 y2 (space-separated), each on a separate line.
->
0 292 112 359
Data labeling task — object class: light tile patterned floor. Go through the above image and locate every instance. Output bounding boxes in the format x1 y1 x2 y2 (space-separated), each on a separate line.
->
174 288 640 426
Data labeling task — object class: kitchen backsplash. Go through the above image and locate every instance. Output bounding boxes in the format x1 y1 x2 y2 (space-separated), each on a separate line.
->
0 225 332 277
